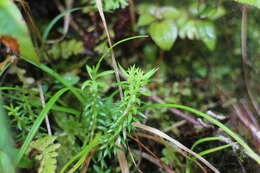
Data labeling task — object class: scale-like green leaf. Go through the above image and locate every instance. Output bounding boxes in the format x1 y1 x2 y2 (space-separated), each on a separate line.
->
0 0 39 63
235 0 260 9
149 20 178 51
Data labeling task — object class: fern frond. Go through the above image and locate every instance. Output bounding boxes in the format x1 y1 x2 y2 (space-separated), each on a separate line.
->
30 136 61 173
48 39 84 59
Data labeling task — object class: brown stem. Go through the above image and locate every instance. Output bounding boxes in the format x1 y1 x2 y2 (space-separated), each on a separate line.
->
148 91 204 126
130 136 175 173
128 0 136 31
96 0 123 99
132 150 176 173
106 61 205 126
241 5 259 115
54 0 84 38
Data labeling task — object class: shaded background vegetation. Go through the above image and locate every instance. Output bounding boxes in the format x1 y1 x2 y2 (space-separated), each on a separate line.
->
0 0 259 172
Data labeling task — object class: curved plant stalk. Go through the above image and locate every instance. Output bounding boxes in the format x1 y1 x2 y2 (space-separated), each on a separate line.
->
186 143 236 173
60 134 101 173
49 0 74 44
117 141 130 173
21 57 86 104
42 7 82 43
133 132 207 173
21 35 147 105
241 5 259 115
185 137 237 173
149 104 260 164
96 0 123 99
132 122 220 173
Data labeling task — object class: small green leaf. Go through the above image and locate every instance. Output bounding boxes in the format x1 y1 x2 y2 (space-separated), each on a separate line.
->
179 19 201 40
149 20 178 50
86 65 93 79
139 90 152 96
0 0 39 63
200 7 226 20
62 74 80 85
160 7 181 19
235 0 260 9
144 68 158 79
197 21 216 50
137 3 157 15
118 64 128 78
137 13 156 26
96 70 114 78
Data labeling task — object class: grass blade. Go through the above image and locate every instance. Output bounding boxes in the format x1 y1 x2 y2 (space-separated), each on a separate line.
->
42 8 82 42
132 122 220 173
61 133 101 173
191 137 229 150
150 104 260 164
186 137 237 173
20 58 85 104
15 87 70 164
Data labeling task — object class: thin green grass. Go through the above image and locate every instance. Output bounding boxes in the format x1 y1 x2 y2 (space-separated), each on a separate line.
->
60 133 101 173
0 87 80 116
14 34 149 166
21 35 148 105
186 137 237 173
0 87 38 93
150 103 260 164
191 137 228 150
15 87 70 164
42 8 83 43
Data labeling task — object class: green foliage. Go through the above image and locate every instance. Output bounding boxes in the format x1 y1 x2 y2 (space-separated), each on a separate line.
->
186 137 237 173
48 40 84 59
161 147 183 172
0 93 15 173
151 104 260 164
82 0 128 12
235 0 260 9
0 151 15 173
55 64 156 171
1 0 260 171
0 0 39 63
93 0 128 11
60 133 101 173
42 8 82 43
16 88 69 164
149 20 178 50
2 89 40 141
30 136 61 173
82 64 156 150
137 2 226 50
5 104 35 139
